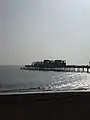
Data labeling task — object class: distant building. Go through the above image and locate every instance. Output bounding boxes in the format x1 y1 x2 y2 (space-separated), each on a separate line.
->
55 60 66 66
31 60 66 68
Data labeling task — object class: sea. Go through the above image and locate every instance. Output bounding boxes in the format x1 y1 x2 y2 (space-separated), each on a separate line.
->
0 65 90 93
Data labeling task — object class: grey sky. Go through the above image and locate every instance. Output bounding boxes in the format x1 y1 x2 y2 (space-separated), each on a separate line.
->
0 0 90 65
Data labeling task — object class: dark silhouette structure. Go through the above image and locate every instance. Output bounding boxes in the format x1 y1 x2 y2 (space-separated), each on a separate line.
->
25 60 66 68
21 60 90 73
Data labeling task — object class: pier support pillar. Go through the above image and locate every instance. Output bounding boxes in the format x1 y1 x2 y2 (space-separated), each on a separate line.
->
82 68 84 72
87 68 89 73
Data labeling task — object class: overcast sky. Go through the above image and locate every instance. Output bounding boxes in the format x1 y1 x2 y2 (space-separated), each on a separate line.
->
0 0 90 65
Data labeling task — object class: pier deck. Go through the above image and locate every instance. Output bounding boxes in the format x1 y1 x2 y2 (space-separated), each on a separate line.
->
22 65 90 73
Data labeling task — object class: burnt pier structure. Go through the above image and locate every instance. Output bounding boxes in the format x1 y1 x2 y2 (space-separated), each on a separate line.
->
22 60 90 73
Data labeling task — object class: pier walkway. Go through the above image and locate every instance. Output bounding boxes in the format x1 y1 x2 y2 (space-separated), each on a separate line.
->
22 65 90 73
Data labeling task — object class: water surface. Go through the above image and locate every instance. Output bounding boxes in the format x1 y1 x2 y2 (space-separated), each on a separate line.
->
0 66 90 92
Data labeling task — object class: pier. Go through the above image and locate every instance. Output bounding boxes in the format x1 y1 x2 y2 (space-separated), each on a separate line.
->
22 60 90 73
